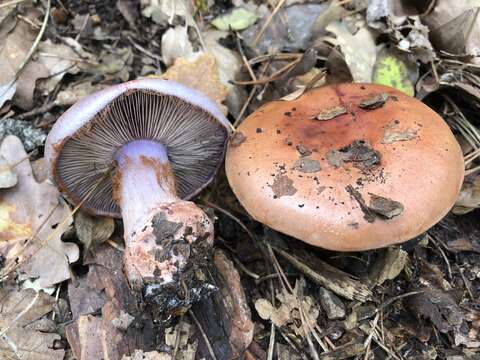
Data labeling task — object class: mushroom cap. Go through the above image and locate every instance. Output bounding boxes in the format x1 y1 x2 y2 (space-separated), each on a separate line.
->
225 83 464 251
46 78 230 217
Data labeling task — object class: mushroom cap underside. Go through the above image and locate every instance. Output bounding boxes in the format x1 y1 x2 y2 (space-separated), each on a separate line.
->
46 79 230 217
226 83 464 251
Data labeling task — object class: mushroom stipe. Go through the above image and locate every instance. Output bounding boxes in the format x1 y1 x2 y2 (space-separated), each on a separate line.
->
45 79 230 315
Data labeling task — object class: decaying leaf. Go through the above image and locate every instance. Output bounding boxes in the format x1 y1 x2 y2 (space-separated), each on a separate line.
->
211 7 258 31
162 53 228 114
0 6 47 110
0 136 78 288
381 120 418 144
161 26 195 66
280 87 306 101
254 280 319 336
406 285 465 337
242 4 328 53
366 1 436 63
203 30 244 116
326 21 377 83
453 173 480 215
141 0 192 25
421 0 480 63
164 321 197 360
373 48 416 96
96 47 133 82
36 39 89 95
0 287 64 360
0 155 17 189
368 247 408 286
74 210 115 256
56 82 106 106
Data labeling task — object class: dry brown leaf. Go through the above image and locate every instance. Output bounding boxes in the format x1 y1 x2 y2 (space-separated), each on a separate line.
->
0 287 64 360
421 0 480 63
0 136 78 288
453 174 480 214
0 7 47 110
74 210 115 257
326 21 377 83
36 39 88 94
254 280 319 336
56 82 106 106
161 53 228 114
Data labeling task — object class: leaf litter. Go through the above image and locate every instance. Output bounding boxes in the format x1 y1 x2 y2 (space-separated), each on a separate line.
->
0 136 79 288
0 0 479 359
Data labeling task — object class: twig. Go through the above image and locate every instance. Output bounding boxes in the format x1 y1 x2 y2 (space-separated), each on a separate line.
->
16 101 57 120
267 323 275 360
270 245 372 302
374 291 423 313
233 60 299 85
233 61 271 127
51 283 61 321
189 310 218 360
236 34 257 82
364 312 380 359
252 0 287 47
127 36 163 63
0 292 40 338
172 317 184 360
0 0 51 100
203 200 257 242
0 0 26 9
456 264 474 300
465 164 480 176
232 256 260 280
106 239 125 252
429 235 453 281
255 272 297 284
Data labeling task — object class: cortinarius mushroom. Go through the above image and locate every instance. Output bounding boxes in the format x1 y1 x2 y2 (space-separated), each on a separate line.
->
46 79 230 297
226 83 464 251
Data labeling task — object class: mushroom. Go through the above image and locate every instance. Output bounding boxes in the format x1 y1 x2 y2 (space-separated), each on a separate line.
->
45 78 230 296
225 83 464 251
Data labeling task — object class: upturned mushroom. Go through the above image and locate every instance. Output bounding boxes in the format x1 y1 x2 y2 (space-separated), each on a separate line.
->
226 83 464 251
46 78 230 301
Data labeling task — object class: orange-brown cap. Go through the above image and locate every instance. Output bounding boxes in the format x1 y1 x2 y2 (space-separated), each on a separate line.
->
225 83 464 251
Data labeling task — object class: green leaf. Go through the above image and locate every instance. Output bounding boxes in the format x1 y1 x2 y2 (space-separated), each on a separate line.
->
211 8 258 31
373 53 415 96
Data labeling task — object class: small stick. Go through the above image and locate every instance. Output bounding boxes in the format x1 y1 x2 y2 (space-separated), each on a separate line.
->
0 0 26 9
253 0 287 47
189 310 218 360
0 0 51 101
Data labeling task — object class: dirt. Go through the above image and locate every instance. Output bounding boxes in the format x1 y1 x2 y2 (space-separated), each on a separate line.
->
382 120 418 144
315 105 348 121
368 193 404 219
345 186 404 222
270 174 297 198
328 140 382 171
292 157 321 173
358 93 389 109
345 185 376 223
229 131 247 147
